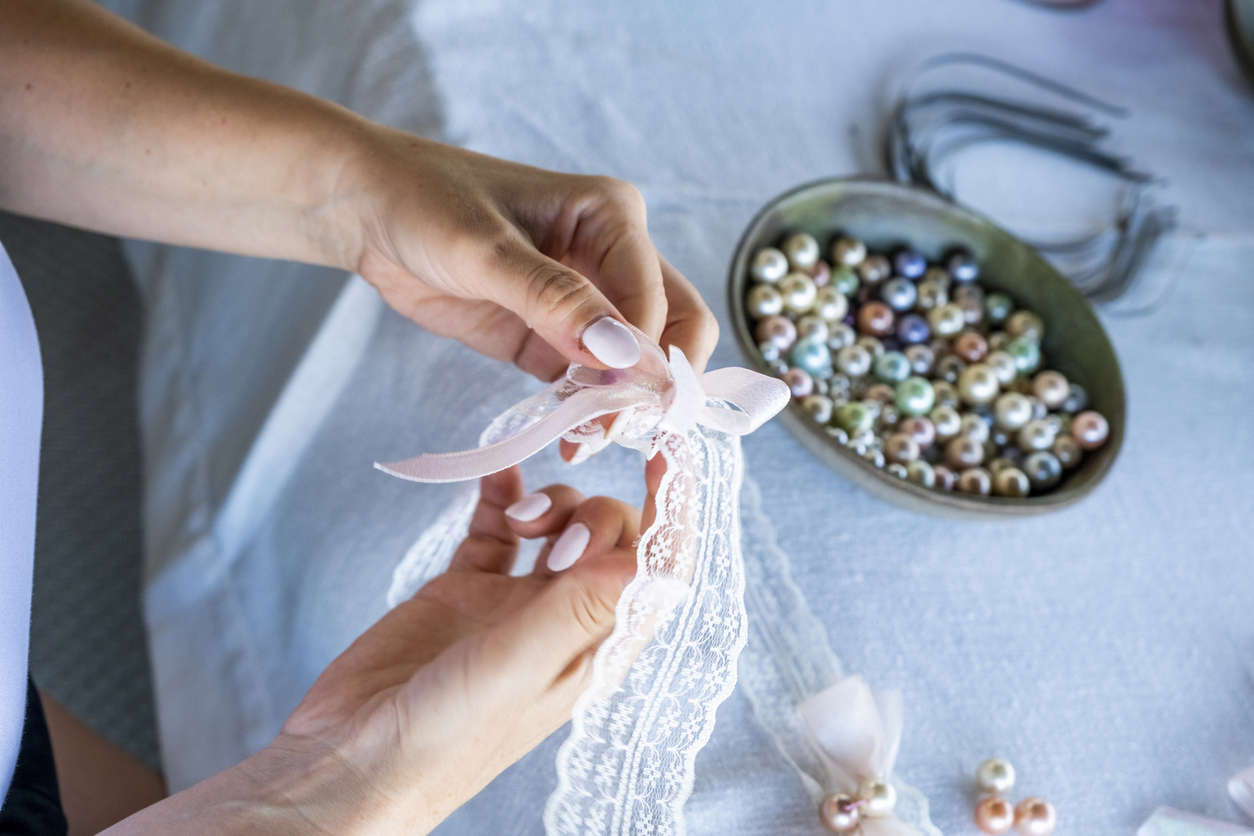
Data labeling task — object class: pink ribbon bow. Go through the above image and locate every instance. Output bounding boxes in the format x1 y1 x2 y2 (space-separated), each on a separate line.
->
376 339 789 483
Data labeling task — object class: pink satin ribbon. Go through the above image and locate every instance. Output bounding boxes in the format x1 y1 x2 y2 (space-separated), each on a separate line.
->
375 342 789 483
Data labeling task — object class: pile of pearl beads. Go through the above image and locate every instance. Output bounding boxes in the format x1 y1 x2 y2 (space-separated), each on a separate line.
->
972 757 1056 835
744 234 1111 499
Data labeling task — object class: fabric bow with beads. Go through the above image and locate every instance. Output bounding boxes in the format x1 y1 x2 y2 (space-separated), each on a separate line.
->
376 337 790 483
799 675 922 835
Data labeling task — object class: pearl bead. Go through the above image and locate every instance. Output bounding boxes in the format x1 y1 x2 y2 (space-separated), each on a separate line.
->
1013 797 1056 835
985 350 1018 386
899 416 936 448
934 464 957 491
946 436 985 469
1072 410 1109 450
834 401 874 434
935 355 967 384
790 340 833 376
886 462 908 478
801 394 834 424
818 793 861 833
858 779 897 818
906 459 936 488
780 272 818 314
895 376 936 416
881 277 918 311
893 248 926 279
930 405 962 440
993 467 1031 497
957 467 992 495
953 331 989 363
830 265 859 296
984 292 1014 324
782 232 820 271
993 392 1033 431
959 297 985 326
835 344 873 377
928 303 965 337
874 350 912 384
750 247 789 283
885 433 920 463
1018 419 1055 452
866 383 897 405
812 260 831 287
975 795 1016 834
782 368 814 398
814 286 849 323
988 456 1015 475
830 236 867 266
754 315 797 350
826 323 857 351
932 380 960 409
1032 370 1069 409
857 301 895 336
1006 310 1045 341
757 342 781 364
856 335 885 359
1061 382 1088 413
947 247 980 282
960 413 991 442
958 364 1000 406
1024 450 1063 490
988 331 1011 351
861 446 886 468
916 278 949 310
1052 434 1082 469
902 344 934 376
797 315 830 344
1006 336 1041 374
746 283 784 318
826 426 850 444
857 254 892 284
896 313 931 346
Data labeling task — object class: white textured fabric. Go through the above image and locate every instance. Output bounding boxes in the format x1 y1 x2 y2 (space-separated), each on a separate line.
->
104 0 1254 832
0 243 43 801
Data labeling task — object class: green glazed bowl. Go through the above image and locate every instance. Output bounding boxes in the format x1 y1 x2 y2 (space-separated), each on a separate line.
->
727 177 1125 519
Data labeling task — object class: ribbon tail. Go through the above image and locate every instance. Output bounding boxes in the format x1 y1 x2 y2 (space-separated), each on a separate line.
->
700 367 791 435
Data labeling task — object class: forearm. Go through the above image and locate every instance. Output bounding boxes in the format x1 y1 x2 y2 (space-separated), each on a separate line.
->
0 0 373 269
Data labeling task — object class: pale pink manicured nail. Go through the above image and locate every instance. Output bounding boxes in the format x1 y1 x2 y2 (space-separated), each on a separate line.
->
505 492 551 522
547 523 590 571
582 317 640 369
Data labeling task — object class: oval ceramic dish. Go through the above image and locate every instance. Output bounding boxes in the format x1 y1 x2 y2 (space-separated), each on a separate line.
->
727 177 1125 518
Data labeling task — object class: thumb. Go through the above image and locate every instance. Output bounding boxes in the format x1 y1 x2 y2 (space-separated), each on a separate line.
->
480 240 642 369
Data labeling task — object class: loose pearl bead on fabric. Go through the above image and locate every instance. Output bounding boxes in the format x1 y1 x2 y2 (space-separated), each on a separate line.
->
780 272 818 314
782 232 820 271
858 301 896 336
1072 410 1109 449
746 283 784 318
750 247 789 283
1013 797 1056 835
818 793 861 833
975 796 1016 834
1032 370 1070 409
830 235 867 267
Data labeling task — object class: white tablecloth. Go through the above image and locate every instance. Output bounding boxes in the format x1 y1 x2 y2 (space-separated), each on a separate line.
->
105 0 1254 832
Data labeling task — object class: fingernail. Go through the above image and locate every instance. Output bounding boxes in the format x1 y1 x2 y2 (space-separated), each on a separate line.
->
582 317 640 369
547 523 590 572
505 492 551 522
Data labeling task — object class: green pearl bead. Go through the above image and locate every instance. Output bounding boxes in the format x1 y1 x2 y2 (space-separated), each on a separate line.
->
1005 336 1041 374
895 376 936 416
874 350 911 384
830 266 859 296
834 401 875 434
984 292 1014 324
789 339 832 376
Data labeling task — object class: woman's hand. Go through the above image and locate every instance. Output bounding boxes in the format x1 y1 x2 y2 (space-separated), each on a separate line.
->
343 132 719 381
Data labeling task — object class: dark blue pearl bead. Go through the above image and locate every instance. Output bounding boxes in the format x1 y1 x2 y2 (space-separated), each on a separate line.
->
896 313 930 345
947 247 979 282
893 249 927 280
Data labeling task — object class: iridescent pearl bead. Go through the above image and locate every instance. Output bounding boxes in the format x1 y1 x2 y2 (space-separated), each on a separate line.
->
988 331 1011 351
993 392 1033 431
790 339 832 376
812 260 831 287
826 323 857 350
1071 410 1109 450
906 459 936 488
782 368 814 398
988 457 1015 475
1006 310 1045 342
750 247 789 283
857 301 895 336
814 286 849 323
754 315 797 349
797 315 830 344
830 236 867 266
947 247 980 282
1052 434 1082 469
1024 450 1063 491
952 332 987 364
946 436 985 469
893 248 927 279
1006 336 1041 374
866 383 897 405
1018 419 1055 452
957 467 992 495
782 232 820 271
975 795 1016 834
904 344 935 375
896 313 931 345
895 376 936 416
1061 382 1088 413
985 350 1018 386
835 344 872 377
801 394 834 424
834 401 874 434
993 467 1031 497
921 266 951 286
757 342 781 364
958 364 1000 406
857 254 892 284
984 292 1014 325
881 277 918 311
830 265 859 296
959 297 985 325
815 378 830 396
858 779 897 818
932 380 961 409
780 272 818 314
1013 797 1056 836
899 416 936 448
930 405 962 441
1032 370 1069 409
928 303 965 337
818 793 861 834
885 433 920 464
960 413 991 443
746 283 784 318
874 350 912 384
916 278 949 310
934 464 957 491
856 335 885 359
935 355 967 384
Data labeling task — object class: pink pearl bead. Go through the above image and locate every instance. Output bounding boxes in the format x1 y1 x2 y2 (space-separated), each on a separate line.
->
811 259 832 287
953 331 989 363
1014 797 1056 835
899 416 936 448
1070 410 1109 450
974 795 1015 834
782 368 814 398
755 315 797 350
